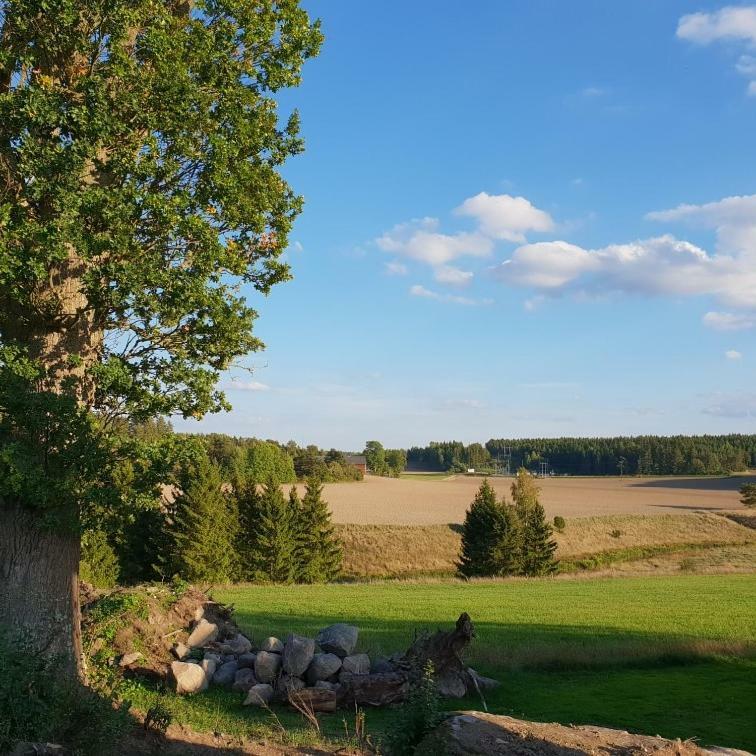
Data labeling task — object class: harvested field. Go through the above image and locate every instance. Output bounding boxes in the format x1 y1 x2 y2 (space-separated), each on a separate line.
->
292 474 750 526
335 513 756 579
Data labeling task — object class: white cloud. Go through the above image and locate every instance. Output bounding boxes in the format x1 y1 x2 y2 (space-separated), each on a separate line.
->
677 6 756 45
492 195 756 313
384 260 408 276
703 311 756 330
223 380 270 392
725 349 743 359
376 217 492 266
409 284 491 306
455 192 554 243
581 86 607 98
433 265 473 286
677 6 756 96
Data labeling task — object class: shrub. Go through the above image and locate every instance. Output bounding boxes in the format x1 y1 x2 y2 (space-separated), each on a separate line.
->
0 632 128 754
383 662 442 755
553 515 566 532
80 529 120 588
740 483 756 508
610 529 623 539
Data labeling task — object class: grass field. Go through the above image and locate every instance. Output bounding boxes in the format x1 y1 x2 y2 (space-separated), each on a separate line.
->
128 575 755 750
336 512 756 579
297 474 750 526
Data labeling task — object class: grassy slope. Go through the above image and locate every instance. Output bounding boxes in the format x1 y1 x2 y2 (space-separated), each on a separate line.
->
336 513 755 579
197 575 756 750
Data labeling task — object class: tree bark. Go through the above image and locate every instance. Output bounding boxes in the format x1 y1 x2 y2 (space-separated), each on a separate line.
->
0 503 82 677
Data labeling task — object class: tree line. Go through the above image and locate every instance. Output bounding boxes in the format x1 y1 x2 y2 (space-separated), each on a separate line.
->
407 435 756 476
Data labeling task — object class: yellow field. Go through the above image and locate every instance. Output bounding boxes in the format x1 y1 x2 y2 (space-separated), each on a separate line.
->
292 473 749 525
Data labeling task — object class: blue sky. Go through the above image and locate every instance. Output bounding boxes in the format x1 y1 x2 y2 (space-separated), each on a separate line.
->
176 1 756 450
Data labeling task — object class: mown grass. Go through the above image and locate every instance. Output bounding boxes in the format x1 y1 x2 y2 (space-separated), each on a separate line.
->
142 574 756 751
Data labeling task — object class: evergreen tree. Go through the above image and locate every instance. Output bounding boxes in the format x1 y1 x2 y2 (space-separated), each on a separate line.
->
171 458 238 583
511 468 540 521
297 479 343 583
520 501 558 576
247 478 296 583
740 483 756 508
457 480 520 578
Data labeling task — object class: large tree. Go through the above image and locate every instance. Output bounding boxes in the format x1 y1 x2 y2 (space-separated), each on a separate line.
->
0 0 321 676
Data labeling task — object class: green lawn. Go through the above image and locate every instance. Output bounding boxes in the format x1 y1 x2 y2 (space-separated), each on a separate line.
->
130 575 756 750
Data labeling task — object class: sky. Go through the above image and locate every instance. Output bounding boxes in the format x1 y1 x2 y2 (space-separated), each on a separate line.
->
175 1 756 450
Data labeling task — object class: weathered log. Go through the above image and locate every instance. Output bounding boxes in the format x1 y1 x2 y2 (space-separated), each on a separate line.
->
288 686 338 713
340 672 410 707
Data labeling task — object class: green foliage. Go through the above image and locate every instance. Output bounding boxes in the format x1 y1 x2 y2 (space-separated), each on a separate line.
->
169 457 238 583
144 700 173 735
80 530 120 588
0 632 129 755
512 469 558 576
408 435 756 475
740 483 756 508
553 515 566 532
364 441 406 477
383 661 442 756
295 478 342 583
458 480 521 578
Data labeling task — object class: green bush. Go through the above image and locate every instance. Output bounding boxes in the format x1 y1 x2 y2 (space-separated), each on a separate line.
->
0 632 128 754
740 483 756 508
383 662 442 755
80 530 120 588
553 515 566 532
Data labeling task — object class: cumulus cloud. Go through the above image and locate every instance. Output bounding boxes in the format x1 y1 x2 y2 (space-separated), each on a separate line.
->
223 380 270 392
409 284 491 306
703 311 756 330
677 6 756 95
376 217 492 266
677 6 756 45
725 349 743 359
433 265 474 286
493 194 756 313
455 192 554 243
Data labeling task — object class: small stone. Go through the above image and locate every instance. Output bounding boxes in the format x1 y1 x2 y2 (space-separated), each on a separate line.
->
275 674 306 701
254 650 282 683
119 652 143 667
187 618 218 649
212 660 238 687
171 660 208 695
316 624 358 658
238 652 256 669
172 642 190 660
260 636 284 654
232 667 257 693
283 634 315 677
223 634 253 655
243 683 274 707
306 653 342 684
203 651 223 665
200 658 217 679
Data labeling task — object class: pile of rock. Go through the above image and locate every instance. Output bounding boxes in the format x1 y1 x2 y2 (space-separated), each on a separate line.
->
168 620 411 712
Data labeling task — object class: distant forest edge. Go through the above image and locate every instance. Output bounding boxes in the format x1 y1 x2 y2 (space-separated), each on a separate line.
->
407 436 756 476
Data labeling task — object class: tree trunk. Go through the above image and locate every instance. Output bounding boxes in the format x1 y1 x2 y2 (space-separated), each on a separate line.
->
0 503 82 677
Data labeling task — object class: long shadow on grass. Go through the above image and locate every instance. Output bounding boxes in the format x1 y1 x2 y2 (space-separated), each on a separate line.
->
629 476 749 492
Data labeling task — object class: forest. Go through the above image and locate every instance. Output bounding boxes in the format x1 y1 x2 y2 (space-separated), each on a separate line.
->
407 435 756 476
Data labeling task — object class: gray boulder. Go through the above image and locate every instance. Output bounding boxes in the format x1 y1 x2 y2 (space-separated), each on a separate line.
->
341 653 370 676
171 660 208 695
316 623 358 657
212 660 238 687
232 667 257 693
314 680 338 691
200 658 217 679
306 652 342 684
254 650 282 683
237 652 256 669
221 633 253 656
370 656 395 674
260 636 284 654
187 618 218 649
172 642 190 660
203 651 223 666
119 651 143 668
275 674 306 702
243 683 274 707
283 633 316 677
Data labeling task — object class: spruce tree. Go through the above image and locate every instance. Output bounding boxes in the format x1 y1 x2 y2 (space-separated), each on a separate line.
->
248 478 296 583
297 478 343 583
520 501 558 576
457 480 520 578
171 458 238 583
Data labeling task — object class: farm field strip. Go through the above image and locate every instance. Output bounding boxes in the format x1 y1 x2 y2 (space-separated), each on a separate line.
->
293 474 751 526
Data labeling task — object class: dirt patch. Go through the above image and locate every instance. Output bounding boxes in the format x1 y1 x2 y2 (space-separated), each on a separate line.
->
420 711 747 756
